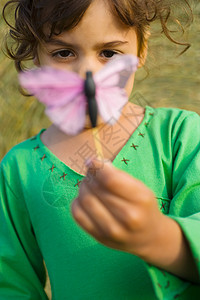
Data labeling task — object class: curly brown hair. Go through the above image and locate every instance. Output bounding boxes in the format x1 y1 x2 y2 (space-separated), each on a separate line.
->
2 0 193 72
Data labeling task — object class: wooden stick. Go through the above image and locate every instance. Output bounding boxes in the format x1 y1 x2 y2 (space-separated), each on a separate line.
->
92 127 104 160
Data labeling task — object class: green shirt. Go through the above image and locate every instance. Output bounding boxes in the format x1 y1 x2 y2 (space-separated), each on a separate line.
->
0 106 200 299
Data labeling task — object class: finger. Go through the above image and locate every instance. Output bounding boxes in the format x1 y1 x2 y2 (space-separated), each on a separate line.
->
75 183 127 242
71 198 102 239
86 158 154 204
84 176 141 231
72 199 127 248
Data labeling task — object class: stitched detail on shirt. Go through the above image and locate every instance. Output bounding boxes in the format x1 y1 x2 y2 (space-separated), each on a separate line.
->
49 165 56 172
119 108 155 167
40 154 47 161
165 281 170 289
121 158 129 165
156 198 170 214
130 143 138 150
60 172 68 180
138 132 145 137
34 145 40 151
74 179 82 187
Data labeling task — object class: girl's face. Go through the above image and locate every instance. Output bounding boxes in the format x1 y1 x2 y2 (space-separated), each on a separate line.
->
36 0 140 129
36 0 139 96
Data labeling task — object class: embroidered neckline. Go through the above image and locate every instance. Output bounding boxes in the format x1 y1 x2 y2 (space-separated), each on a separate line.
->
31 105 155 178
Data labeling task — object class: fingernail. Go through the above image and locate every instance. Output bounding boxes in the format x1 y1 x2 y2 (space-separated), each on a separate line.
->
85 158 92 167
85 156 97 167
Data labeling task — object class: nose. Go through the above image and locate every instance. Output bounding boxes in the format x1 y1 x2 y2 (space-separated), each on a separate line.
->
74 57 102 79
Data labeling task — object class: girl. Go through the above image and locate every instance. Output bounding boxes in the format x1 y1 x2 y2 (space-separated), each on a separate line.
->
1 0 200 299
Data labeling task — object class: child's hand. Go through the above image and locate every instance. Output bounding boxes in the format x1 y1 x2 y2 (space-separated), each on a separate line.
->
71 159 199 283
71 159 165 257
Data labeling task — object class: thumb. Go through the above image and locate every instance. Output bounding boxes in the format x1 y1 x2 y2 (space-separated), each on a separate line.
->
85 157 113 178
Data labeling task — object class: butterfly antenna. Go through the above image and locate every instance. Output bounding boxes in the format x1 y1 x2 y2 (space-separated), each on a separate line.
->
84 71 98 128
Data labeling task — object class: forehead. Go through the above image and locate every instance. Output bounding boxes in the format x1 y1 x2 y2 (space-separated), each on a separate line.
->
43 0 133 39
47 0 133 41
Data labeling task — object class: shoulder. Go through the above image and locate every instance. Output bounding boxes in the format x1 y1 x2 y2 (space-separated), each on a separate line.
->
146 106 199 152
147 106 199 132
148 106 199 121
1 130 44 172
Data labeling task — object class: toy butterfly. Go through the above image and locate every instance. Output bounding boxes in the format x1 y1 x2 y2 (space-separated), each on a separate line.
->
19 55 138 135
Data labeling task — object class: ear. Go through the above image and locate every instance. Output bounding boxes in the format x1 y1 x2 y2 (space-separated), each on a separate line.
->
33 54 40 67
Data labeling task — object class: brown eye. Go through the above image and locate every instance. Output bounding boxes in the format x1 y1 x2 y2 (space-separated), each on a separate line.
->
101 50 118 58
52 50 73 58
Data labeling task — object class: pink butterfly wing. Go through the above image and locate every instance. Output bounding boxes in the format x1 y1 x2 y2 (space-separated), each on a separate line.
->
19 67 83 106
94 55 138 124
19 67 87 135
46 93 87 135
95 88 127 125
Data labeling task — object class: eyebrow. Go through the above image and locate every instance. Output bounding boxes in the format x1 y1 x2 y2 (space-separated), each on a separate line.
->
45 38 129 49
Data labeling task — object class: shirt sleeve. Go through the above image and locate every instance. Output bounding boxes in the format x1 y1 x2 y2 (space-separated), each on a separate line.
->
0 164 48 299
145 111 200 299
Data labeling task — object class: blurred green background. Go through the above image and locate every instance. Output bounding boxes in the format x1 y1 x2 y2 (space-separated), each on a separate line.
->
0 1 199 161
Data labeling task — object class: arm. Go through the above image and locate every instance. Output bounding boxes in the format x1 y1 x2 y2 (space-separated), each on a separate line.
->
0 165 48 299
144 111 200 297
137 213 199 283
156 111 200 282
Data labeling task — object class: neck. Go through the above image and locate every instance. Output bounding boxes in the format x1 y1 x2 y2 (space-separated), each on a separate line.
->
44 103 144 146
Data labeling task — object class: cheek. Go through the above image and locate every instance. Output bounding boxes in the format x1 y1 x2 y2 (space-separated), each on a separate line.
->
36 46 57 68
35 50 48 67
125 73 135 97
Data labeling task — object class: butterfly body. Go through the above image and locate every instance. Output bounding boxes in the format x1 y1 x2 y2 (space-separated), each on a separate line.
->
19 55 139 135
84 71 97 128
